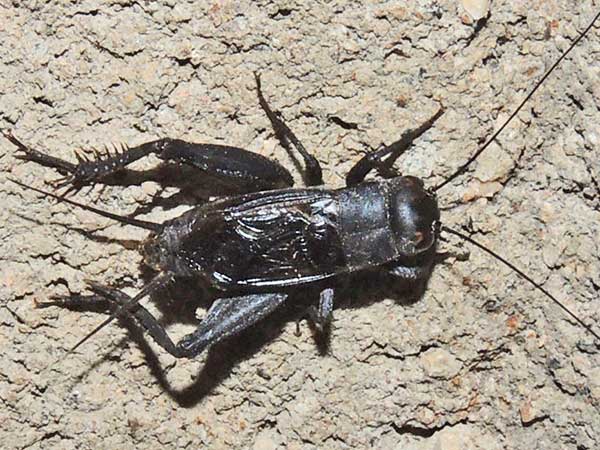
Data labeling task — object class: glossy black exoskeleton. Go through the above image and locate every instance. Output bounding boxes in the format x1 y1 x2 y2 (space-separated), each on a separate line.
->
6 12 600 359
4 74 445 358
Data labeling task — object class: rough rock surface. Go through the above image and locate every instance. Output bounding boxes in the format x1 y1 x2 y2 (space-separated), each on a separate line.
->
1 1 598 449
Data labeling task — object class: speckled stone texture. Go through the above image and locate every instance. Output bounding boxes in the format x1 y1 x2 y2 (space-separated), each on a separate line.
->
1 1 599 449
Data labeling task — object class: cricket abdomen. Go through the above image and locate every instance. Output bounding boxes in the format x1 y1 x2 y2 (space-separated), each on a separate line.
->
145 188 348 289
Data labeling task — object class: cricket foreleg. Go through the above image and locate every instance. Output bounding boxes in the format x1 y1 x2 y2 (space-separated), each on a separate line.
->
388 264 433 282
345 107 444 186
387 259 435 302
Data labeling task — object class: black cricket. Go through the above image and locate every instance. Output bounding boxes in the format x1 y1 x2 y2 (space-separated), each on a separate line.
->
5 13 600 362
5 74 444 358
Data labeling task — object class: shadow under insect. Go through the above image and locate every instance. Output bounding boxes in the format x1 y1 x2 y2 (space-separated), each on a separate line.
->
8 36 600 405
40 262 433 407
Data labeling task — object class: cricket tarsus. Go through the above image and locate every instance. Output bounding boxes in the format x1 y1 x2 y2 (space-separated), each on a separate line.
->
434 10 600 192
63 273 173 358
442 225 600 342
2 130 77 174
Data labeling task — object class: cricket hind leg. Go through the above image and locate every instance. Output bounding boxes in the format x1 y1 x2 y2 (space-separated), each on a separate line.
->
254 73 324 186
39 286 188 357
4 131 295 196
46 284 289 358
178 292 289 357
345 107 444 186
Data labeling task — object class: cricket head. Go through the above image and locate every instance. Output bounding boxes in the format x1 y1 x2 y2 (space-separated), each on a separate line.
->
388 176 440 258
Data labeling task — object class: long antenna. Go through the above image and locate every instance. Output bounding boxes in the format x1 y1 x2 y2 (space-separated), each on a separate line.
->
8 179 161 232
441 225 599 342
434 11 600 192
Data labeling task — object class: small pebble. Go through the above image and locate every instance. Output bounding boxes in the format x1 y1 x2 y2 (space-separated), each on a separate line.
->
462 0 490 21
